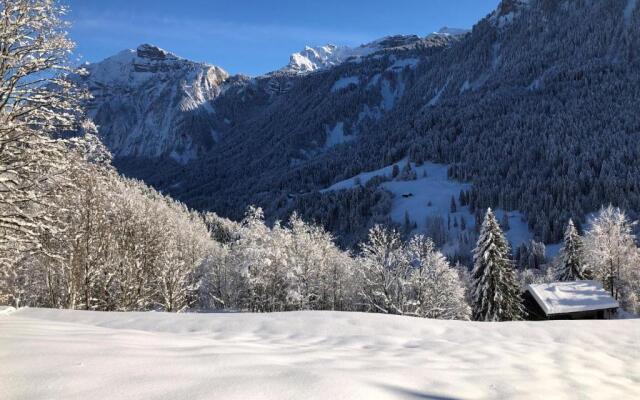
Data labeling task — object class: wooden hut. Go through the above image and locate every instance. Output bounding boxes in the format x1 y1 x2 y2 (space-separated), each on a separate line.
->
523 281 619 320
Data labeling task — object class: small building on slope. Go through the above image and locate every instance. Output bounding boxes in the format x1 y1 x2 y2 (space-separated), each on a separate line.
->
523 281 619 320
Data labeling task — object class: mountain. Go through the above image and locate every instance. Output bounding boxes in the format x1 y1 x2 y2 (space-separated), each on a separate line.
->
74 44 229 163
282 29 470 74
435 27 471 36
282 35 425 74
81 0 640 252
283 44 370 74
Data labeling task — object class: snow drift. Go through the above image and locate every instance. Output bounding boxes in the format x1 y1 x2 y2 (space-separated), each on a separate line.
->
1 308 638 399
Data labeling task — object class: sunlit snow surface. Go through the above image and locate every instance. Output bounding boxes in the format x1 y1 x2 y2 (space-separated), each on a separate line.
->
322 159 560 255
1 308 638 400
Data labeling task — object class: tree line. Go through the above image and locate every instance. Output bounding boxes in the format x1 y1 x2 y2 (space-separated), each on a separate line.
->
1 0 639 320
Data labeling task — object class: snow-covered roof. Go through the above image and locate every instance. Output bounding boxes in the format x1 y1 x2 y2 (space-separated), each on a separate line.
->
527 281 619 315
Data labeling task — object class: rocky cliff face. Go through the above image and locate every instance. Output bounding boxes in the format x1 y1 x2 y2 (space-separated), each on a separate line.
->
75 44 229 163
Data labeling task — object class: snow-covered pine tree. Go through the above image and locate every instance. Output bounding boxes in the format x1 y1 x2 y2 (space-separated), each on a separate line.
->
471 208 523 321
556 219 590 281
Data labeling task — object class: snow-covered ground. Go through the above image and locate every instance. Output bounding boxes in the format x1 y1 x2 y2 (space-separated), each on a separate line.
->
624 0 638 26
331 76 360 92
321 159 560 256
1 308 638 400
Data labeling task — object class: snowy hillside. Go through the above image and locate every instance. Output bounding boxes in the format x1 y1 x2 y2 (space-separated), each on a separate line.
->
322 160 560 256
1 308 638 400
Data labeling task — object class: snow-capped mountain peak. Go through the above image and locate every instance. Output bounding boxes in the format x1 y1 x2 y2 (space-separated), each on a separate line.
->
432 27 471 37
74 44 230 163
282 35 425 74
286 44 349 73
81 44 227 86
135 43 178 60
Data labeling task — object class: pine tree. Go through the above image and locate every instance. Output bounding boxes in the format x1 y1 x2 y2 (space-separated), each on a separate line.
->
557 219 590 281
471 208 523 321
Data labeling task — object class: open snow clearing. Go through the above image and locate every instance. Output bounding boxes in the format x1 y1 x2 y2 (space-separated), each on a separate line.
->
1 308 638 400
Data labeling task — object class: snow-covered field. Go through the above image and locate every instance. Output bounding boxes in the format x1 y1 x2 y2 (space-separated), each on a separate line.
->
1 307 638 400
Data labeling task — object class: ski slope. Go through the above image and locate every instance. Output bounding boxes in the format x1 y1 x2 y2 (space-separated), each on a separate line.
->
1 308 638 400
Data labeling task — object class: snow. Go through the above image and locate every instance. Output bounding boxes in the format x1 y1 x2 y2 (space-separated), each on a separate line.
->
320 161 407 192
460 80 471 93
527 281 620 315
460 72 491 94
324 122 354 148
380 78 405 111
491 42 502 70
1 308 638 400
169 147 197 164
624 0 638 25
284 35 424 74
75 44 229 160
284 41 381 74
330 76 359 92
427 80 449 106
83 45 184 86
432 27 471 37
527 76 544 91
497 11 516 28
0 306 15 315
490 0 532 28
367 73 382 88
357 104 383 123
321 160 559 255
387 58 420 71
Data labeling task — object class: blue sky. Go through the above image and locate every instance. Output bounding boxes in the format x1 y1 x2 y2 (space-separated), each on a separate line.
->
67 0 500 76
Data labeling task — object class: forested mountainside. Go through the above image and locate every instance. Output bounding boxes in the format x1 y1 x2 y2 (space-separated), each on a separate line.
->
82 0 640 248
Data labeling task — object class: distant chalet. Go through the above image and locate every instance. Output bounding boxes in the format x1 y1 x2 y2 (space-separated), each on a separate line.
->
523 281 619 320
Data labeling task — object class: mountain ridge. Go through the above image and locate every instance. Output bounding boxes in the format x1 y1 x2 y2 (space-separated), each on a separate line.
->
76 33 460 163
80 0 640 252
281 29 469 74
